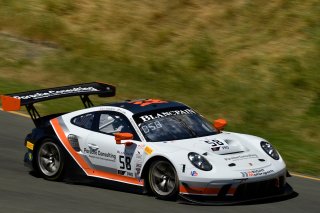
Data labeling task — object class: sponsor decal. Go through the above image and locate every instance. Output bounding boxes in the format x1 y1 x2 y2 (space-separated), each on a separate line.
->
139 109 196 122
117 170 133 177
26 141 34 150
135 151 142 159
83 148 116 162
13 86 99 100
144 146 153 155
224 154 258 161
135 145 144 177
138 144 145 148
240 169 274 177
118 170 126 175
135 163 142 177
191 171 198 176
211 147 220 151
127 172 134 177
117 149 135 156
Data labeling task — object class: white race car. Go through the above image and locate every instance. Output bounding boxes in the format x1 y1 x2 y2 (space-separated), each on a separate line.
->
1 82 293 204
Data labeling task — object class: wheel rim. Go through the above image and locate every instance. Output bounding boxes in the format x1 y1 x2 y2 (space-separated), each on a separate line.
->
150 161 177 196
38 142 61 177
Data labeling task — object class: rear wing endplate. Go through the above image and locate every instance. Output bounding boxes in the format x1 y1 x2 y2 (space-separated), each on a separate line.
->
1 82 115 125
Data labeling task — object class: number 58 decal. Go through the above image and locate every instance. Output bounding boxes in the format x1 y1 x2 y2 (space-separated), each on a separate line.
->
119 155 131 170
204 139 230 150
204 139 225 146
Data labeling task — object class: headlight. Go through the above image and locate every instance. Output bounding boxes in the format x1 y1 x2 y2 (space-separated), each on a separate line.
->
188 152 212 171
260 141 280 160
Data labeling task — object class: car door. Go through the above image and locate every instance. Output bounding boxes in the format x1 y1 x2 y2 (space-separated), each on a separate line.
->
83 111 142 177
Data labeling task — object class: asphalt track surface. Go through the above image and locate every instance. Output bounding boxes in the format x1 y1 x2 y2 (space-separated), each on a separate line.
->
0 110 319 213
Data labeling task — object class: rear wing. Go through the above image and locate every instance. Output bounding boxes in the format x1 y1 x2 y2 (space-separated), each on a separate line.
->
1 82 115 125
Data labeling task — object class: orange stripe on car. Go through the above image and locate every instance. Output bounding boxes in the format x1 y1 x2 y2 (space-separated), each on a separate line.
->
226 187 237 196
51 118 90 169
179 185 220 195
51 118 143 186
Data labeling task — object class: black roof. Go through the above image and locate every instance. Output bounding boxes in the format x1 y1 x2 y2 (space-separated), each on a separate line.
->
104 99 188 114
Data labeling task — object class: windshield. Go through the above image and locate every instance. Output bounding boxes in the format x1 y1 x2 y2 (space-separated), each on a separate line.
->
133 107 218 142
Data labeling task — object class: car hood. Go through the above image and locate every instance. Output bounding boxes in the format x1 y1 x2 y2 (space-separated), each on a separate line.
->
151 132 248 154
150 132 272 170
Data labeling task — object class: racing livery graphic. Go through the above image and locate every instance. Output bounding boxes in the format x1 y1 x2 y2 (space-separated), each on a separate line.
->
0 82 293 204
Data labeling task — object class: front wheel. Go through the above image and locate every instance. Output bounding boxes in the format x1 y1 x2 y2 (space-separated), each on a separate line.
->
148 160 179 200
35 140 65 181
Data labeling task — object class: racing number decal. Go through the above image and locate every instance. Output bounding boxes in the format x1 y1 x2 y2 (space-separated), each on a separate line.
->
204 140 224 146
141 121 162 134
119 155 131 170
204 139 229 151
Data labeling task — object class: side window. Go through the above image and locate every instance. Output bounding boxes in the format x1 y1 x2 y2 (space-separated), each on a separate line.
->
98 112 140 141
98 113 118 133
98 113 131 134
72 113 94 130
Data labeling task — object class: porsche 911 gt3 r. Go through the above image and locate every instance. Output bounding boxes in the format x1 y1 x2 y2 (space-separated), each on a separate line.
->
1 82 293 204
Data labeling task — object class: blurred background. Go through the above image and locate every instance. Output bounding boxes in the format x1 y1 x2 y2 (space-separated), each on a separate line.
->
0 0 319 176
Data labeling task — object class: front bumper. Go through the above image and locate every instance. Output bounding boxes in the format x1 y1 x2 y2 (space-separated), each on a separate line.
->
179 182 294 205
178 169 294 204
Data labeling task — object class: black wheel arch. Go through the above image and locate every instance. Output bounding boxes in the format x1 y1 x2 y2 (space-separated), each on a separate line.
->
26 126 57 147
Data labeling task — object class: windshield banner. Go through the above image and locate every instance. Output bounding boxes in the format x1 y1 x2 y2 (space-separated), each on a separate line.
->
137 108 196 123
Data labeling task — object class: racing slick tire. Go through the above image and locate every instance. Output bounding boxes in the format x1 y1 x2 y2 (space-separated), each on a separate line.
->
34 139 65 181
148 160 179 200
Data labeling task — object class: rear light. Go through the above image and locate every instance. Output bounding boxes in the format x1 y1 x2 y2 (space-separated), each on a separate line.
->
67 134 81 152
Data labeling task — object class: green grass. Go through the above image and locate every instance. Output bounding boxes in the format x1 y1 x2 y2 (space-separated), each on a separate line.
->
0 0 319 176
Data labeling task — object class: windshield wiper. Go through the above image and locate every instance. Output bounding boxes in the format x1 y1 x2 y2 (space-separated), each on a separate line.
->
172 116 197 137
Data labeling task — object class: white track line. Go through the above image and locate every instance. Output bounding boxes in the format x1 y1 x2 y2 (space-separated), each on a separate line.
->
0 107 30 118
290 172 320 182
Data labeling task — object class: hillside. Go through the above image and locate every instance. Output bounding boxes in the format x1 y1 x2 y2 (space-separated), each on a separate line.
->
0 0 319 175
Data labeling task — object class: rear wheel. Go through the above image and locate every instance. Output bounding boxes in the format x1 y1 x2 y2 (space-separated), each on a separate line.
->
148 160 179 200
35 140 65 181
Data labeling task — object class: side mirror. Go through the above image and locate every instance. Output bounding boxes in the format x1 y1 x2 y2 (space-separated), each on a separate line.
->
213 119 227 131
114 132 134 145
